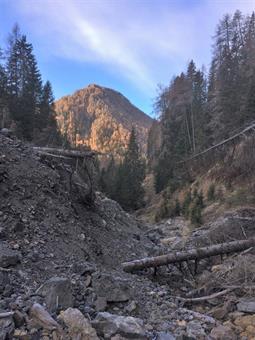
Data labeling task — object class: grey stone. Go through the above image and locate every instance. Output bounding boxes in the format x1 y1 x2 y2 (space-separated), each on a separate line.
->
92 312 146 339
30 303 60 331
125 301 138 313
72 261 96 275
156 331 176 340
95 296 107 312
186 320 206 338
93 273 131 302
36 277 73 313
0 242 21 268
237 298 255 313
0 128 12 137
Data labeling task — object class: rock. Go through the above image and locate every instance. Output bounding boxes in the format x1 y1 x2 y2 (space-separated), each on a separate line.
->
186 320 206 338
156 331 176 339
71 262 96 275
93 273 131 302
36 277 73 313
95 296 107 312
234 314 255 338
13 310 25 327
237 298 255 313
29 303 61 331
0 314 14 340
0 242 21 268
210 299 235 320
125 301 138 314
92 312 146 339
210 325 237 340
13 329 29 339
234 314 255 328
0 128 12 137
59 307 99 340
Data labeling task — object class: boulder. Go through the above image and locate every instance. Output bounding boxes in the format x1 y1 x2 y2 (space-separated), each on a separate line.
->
0 242 21 268
210 325 237 340
92 312 146 339
93 273 131 302
71 262 96 275
0 314 14 340
59 307 99 340
29 303 61 331
237 298 255 313
36 277 73 313
0 128 12 137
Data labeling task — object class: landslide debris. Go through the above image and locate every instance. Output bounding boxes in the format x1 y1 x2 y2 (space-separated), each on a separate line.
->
2 133 255 339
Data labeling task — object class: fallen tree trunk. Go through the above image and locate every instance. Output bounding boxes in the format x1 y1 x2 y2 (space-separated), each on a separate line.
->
33 147 97 159
122 238 255 273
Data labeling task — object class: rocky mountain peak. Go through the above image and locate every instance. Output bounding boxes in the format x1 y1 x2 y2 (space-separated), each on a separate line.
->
55 84 152 156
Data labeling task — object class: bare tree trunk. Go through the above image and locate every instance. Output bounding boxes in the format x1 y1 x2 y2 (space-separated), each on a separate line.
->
122 238 255 273
33 147 97 159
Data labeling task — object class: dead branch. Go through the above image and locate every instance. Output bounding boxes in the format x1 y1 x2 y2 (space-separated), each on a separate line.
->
177 288 232 304
122 238 255 273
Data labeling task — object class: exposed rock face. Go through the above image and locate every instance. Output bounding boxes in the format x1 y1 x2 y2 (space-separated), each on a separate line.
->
55 84 152 156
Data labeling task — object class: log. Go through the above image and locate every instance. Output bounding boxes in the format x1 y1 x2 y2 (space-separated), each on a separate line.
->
122 238 255 273
33 147 98 159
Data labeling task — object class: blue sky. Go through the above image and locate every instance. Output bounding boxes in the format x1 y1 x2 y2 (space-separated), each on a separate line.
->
0 0 254 116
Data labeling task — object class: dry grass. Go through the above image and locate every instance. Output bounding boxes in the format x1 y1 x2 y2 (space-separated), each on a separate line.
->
205 254 255 294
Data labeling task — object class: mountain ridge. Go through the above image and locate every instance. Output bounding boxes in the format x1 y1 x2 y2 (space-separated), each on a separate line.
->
54 84 153 156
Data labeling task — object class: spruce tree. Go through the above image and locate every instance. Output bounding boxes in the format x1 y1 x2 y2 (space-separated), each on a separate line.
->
116 128 145 211
7 34 42 140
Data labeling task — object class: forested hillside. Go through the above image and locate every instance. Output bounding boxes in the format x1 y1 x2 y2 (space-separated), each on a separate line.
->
147 10 255 222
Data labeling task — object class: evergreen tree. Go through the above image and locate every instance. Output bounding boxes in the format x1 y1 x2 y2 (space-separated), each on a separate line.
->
7 34 42 140
115 128 146 211
99 156 118 199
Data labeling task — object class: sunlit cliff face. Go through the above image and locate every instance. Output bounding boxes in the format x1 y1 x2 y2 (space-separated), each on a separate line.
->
55 84 152 157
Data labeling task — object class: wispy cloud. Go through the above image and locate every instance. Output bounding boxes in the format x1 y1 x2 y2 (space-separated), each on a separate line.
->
9 0 255 96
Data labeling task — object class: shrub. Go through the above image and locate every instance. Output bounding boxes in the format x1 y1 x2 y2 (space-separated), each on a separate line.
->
182 190 192 218
190 198 203 226
207 183 215 202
